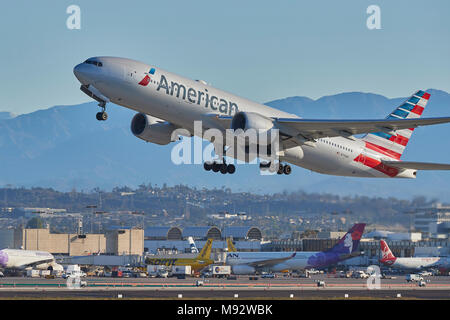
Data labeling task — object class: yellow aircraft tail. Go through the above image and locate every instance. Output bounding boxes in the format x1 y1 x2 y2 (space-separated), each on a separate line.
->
196 238 213 260
226 237 237 252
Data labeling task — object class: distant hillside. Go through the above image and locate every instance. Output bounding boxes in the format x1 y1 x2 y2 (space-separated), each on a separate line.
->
1 89 450 199
0 112 15 120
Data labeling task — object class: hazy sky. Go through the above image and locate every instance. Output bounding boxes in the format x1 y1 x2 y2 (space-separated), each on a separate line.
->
1 0 449 114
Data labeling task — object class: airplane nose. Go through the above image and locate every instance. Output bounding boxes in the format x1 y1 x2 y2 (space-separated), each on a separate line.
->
73 63 90 85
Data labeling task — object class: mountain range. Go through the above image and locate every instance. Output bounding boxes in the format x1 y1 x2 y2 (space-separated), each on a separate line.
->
1 89 450 199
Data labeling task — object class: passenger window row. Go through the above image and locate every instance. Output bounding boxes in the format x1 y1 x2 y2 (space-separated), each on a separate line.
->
319 138 353 153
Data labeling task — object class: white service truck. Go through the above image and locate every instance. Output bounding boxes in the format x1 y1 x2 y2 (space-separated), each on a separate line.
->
172 266 192 278
63 265 86 279
147 265 169 278
210 265 231 278
27 269 40 278
406 274 424 282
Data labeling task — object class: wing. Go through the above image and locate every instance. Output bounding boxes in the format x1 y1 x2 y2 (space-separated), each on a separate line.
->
275 117 450 140
17 258 54 269
207 114 450 141
247 252 296 268
382 161 450 170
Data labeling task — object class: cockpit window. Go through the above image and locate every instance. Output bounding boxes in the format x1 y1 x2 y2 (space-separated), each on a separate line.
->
84 59 103 67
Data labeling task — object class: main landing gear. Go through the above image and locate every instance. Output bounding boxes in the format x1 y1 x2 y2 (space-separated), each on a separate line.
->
260 162 292 175
96 101 108 121
204 161 236 174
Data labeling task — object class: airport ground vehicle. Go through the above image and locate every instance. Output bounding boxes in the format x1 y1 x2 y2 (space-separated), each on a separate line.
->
202 265 231 278
406 274 424 282
419 271 432 277
352 270 369 279
147 265 170 278
172 265 192 279
306 269 320 275
157 270 169 278
62 265 87 279
26 269 40 278
261 273 276 279
196 280 204 287
317 280 326 287
212 265 231 278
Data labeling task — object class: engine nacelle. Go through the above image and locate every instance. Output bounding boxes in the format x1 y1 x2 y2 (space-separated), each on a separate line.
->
231 112 276 146
231 265 256 275
280 146 304 163
131 113 178 145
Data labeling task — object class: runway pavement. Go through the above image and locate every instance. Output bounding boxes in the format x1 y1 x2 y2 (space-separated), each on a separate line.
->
1 275 449 299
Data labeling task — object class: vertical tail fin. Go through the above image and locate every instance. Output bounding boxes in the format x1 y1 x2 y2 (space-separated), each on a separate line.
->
226 237 237 252
187 236 199 254
328 223 366 255
362 90 431 159
196 238 213 260
307 223 366 268
379 240 397 265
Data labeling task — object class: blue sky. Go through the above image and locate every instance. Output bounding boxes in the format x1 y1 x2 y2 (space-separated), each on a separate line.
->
1 0 449 114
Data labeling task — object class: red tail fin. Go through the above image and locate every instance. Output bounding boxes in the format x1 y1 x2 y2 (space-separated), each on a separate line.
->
379 240 396 265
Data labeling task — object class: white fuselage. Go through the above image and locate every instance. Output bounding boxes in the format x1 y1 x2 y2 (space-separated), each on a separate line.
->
388 257 450 270
0 248 59 270
226 251 318 272
73 57 415 178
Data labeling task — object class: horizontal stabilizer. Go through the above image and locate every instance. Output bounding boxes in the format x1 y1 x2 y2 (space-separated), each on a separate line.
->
275 116 450 140
382 161 450 170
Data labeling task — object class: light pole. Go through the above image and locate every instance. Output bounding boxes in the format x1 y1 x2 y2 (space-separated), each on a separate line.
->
131 211 145 229
94 211 107 233
86 205 97 234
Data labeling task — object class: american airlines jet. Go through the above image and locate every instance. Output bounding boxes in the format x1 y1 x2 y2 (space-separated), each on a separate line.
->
379 240 449 270
73 57 450 176
0 248 63 271
226 223 365 274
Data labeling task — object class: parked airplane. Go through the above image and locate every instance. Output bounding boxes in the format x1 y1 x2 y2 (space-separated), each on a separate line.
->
225 223 365 274
0 248 63 271
379 240 449 270
145 239 214 272
74 57 450 177
226 238 237 252
187 236 199 254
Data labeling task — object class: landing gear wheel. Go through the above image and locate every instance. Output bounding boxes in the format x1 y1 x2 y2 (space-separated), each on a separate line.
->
283 165 292 175
212 162 221 173
220 163 228 174
277 164 284 175
259 162 270 171
96 111 108 121
204 162 212 171
227 164 236 174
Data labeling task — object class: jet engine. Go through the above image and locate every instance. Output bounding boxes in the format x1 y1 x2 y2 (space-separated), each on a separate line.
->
230 112 277 146
131 113 178 145
231 265 256 275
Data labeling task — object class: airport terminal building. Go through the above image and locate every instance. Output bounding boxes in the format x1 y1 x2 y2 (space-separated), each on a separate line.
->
0 226 144 256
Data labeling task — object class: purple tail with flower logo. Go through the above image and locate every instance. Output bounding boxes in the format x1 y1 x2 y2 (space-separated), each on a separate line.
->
306 223 366 269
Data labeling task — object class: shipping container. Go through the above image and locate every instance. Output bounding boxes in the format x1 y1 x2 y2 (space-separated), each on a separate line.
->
171 265 192 276
26 269 40 278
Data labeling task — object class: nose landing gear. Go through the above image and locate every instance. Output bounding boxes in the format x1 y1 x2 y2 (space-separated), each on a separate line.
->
96 101 108 121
